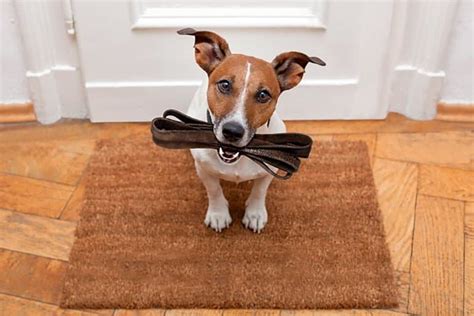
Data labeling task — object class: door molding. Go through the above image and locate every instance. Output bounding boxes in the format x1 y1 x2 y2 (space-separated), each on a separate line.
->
14 0 87 124
130 0 328 29
386 0 459 119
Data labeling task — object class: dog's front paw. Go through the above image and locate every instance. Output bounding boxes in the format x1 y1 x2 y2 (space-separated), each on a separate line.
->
242 206 268 233
204 209 232 232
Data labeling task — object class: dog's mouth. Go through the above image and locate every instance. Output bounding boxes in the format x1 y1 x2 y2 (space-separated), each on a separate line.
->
217 147 241 164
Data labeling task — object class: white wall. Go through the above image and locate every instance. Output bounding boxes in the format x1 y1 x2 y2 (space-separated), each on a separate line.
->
440 0 473 105
0 0 30 104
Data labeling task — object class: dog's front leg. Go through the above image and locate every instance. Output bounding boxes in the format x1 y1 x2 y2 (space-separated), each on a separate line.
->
195 162 231 232
243 175 273 233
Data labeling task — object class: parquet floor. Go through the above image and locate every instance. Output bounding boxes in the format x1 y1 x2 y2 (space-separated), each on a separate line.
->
0 113 473 316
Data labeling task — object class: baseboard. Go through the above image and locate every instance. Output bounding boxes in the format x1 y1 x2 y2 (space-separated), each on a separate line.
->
389 66 445 120
0 103 37 123
436 103 474 122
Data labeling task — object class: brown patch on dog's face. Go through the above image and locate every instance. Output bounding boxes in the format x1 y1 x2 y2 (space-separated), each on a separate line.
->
208 54 281 131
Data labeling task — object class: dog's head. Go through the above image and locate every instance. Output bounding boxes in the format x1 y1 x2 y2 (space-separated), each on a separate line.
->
179 28 325 149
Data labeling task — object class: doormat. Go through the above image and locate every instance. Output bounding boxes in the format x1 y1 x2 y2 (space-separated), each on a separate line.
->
61 136 397 309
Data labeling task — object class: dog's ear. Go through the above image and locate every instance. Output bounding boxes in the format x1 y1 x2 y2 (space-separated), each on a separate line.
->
271 51 325 91
178 28 231 74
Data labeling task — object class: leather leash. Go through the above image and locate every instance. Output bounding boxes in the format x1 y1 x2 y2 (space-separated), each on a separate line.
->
150 109 313 179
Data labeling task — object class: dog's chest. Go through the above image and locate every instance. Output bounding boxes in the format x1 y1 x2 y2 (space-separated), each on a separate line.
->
191 148 268 183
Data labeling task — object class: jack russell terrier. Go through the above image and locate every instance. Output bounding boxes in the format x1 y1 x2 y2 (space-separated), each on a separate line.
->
180 28 325 233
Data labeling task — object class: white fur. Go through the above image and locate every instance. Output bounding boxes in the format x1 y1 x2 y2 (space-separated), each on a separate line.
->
214 62 253 147
187 76 286 233
231 62 252 128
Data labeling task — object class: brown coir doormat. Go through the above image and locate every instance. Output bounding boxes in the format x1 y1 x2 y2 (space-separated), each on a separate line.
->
61 136 398 310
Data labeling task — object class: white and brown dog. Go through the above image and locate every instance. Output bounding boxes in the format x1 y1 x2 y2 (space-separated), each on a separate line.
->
180 28 325 233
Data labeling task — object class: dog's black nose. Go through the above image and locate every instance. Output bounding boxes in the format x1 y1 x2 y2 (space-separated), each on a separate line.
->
222 122 245 141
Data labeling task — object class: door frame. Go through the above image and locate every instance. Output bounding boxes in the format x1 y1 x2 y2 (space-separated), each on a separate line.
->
13 0 87 124
15 0 459 123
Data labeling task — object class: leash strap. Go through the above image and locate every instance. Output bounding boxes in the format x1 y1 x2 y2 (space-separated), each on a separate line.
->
151 109 313 179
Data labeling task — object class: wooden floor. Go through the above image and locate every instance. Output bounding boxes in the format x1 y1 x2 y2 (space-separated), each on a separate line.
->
0 113 473 316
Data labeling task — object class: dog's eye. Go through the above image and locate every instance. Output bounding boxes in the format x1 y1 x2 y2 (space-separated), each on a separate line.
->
256 90 271 103
217 80 232 94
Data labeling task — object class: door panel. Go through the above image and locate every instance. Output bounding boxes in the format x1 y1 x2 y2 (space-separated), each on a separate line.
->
72 0 394 121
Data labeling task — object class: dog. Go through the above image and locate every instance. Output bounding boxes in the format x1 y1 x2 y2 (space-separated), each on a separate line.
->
180 28 325 233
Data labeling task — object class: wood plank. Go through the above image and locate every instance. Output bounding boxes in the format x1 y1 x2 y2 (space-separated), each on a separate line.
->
61 177 86 221
254 311 280 316
0 209 76 260
282 310 408 315
466 236 474 316
0 293 99 316
222 310 255 316
0 250 67 304
0 140 94 185
437 103 474 122
466 203 474 316
89 310 114 316
419 165 474 202
0 102 36 123
358 312 407 316
286 113 474 135
393 270 410 313
357 311 407 316
114 309 165 316
408 195 464 316
282 311 404 316
466 202 474 238
0 173 74 218
165 310 222 316
372 158 417 272
280 311 311 316
376 131 474 170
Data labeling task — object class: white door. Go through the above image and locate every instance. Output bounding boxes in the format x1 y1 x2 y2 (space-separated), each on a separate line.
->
71 0 395 122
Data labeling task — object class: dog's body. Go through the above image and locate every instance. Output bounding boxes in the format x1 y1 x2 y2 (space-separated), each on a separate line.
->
187 77 286 233
179 28 325 233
